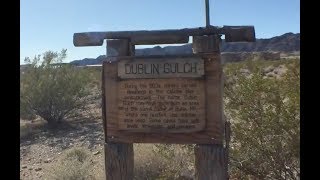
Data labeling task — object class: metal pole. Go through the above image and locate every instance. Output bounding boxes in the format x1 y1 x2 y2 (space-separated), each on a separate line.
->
205 0 210 27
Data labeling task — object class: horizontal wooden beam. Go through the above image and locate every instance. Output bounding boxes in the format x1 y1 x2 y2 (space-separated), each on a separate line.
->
131 34 189 45
224 26 256 42
73 26 255 47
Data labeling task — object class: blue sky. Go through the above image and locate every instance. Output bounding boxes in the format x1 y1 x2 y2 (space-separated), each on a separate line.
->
20 0 300 64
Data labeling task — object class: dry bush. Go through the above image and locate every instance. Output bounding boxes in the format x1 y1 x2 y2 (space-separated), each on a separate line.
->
134 144 167 179
46 147 97 180
134 144 194 180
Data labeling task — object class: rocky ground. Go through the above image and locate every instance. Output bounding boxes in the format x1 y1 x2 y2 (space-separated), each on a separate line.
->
20 117 105 179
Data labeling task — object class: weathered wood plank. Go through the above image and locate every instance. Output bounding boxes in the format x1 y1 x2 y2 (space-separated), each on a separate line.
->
104 54 223 144
195 144 227 180
192 35 220 53
102 57 107 140
104 39 134 180
130 34 189 45
73 26 255 46
193 35 228 180
118 56 204 79
105 142 133 180
107 39 130 57
224 25 256 42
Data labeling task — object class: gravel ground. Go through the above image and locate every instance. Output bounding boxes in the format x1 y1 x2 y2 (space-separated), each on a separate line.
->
20 108 105 179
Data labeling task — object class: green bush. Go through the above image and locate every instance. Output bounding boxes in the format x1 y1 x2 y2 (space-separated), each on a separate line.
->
224 59 300 179
20 49 91 127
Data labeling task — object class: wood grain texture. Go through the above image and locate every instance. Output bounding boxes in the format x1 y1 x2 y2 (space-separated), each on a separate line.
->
193 35 228 180
192 35 220 53
130 34 189 45
102 60 107 140
107 39 130 57
104 39 134 180
105 143 133 180
103 54 223 144
224 26 255 42
194 144 227 180
73 26 255 47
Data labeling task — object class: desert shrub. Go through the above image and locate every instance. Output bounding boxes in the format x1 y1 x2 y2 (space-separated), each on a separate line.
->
154 144 195 179
47 147 95 180
224 59 300 179
20 49 91 127
20 103 37 120
133 144 194 180
134 144 168 179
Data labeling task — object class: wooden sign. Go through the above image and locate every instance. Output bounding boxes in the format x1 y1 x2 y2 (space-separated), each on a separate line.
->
117 57 206 133
118 57 204 79
103 54 224 144
118 79 206 133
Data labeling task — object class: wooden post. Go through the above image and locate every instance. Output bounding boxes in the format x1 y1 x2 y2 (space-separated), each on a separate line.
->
193 35 228 180
195 144 227 180
104 39 134 180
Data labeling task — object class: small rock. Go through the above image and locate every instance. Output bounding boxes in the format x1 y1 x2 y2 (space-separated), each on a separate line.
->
22 165 27 169
239 69 250 74
93 151 100 155
44 158 52 163
28 167 33 170
266 72 274 77
35 167 42 171
263 66 274 73
48 141 54 146
53 138 62 143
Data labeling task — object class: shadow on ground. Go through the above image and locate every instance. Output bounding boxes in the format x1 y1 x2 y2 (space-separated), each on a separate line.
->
20 116 104 151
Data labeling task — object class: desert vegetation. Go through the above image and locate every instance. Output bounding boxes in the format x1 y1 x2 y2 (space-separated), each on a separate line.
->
20 49 101 128
224 59 300 179
20 49 299 179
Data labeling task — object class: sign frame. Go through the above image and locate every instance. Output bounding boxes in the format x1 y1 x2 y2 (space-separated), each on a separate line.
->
103 54 224 144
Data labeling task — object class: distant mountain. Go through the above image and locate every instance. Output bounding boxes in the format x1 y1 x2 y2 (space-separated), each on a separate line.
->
69 55 106 66
69 32 300 66
221 32 300 52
